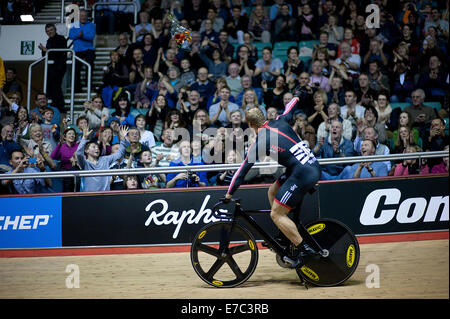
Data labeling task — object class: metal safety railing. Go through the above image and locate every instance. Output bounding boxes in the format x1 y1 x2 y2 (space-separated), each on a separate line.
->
27 48 91 124
0 151 448 182
91 1 138 25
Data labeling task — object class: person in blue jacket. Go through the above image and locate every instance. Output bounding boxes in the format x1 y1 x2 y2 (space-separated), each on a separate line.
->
68 9 96 93
166 140 208 188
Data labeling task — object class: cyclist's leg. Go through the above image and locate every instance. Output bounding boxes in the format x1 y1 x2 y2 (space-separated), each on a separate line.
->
270 200 303 246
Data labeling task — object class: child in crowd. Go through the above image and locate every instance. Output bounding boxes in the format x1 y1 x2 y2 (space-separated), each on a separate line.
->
76 126 129 192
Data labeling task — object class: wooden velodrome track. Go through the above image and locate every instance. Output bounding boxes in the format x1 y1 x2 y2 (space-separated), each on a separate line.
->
0 234 448 299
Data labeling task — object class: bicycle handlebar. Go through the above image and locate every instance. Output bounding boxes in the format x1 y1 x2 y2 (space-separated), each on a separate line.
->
213 198 241 219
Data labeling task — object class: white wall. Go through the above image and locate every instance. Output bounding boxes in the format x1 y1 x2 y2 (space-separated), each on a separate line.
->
0 24 68 62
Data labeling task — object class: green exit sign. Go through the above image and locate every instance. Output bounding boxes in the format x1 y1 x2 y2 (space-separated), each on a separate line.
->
20 41 35 55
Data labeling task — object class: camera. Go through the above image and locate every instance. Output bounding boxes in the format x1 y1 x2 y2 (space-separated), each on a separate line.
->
28 157 37 167
187 170 197 184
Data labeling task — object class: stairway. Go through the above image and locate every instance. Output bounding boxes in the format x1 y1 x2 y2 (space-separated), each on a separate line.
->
32 2 120 120
34 0 63 24
63 35 118 119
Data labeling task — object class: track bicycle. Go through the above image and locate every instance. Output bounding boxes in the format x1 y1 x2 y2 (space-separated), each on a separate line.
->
190 192 360 288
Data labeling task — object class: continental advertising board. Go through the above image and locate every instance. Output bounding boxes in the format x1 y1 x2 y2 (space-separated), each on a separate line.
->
318 175 449 235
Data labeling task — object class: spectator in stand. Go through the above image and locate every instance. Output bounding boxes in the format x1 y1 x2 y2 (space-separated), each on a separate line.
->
189 67 216 109
0 124 21 171
340 89 365 138
373 91 392 129
309 60 330 92
30 92 61 126
101 50 130 108
164 109 188 132
316 103 352 141
234 75 263 107
320 15 343 46
392 145 429 176
134 64 158 109
38 23 67 113
109 141 135 191
1 149 51 194
115 33 135 68
198 45 227 81
295 3 316 41
139 33 158 68
334 41 361 82
314 31 337 59
254 47 283 88
353 125 391 171
147 75 178 109
209 86 240 128
404 89 437 139
68 9 96 93
389 55 415 104
178 89 203 125
338 139 389 179
232 44 256 78
200 18 220 46
130 10 152 43
240 89 267 121
50 128 80 192
184 0 206 32
0 56 5 90
206 77 233 112
225 63 242 99
273 3 297 43
76 126 129 192
261 74 288 113
40 107 60 151
224 5 249 44
128 48 146 93
188 109 212 146
97 126 113 156
313 120 355 180
179 58 196 87
337 27 360 57
428 144 449 174
124 127 149 165
200 6 224 34
151 128 179 167
306 89 329 131
110 93 135 128
81 95 110 132
2 67 23 97
284 47 305 83
423 8 449 45
390 125 419 154
417 55 448 104
327 75 346 106
367 60 390 93
150 17 170 50
146 94 171 141
136 149 166 189
422 118 449 172
134 114 156 149
166 139 208 188
216 149 242 186
248 4 271 43
355 73 377 108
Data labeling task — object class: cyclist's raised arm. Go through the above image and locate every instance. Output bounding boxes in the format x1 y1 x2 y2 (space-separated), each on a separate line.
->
276 97 299 123
226 139 259 198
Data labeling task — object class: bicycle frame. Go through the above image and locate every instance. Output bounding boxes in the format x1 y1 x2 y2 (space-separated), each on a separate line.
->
217 200 324 257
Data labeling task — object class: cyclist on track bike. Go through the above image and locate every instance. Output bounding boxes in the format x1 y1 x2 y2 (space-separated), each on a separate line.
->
224 96 322 268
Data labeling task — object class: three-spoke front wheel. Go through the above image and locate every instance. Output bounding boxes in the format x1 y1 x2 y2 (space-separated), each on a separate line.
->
190 221 259 288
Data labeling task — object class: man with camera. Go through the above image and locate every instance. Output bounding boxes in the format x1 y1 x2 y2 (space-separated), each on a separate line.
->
1 149 51 194
166 140 208 188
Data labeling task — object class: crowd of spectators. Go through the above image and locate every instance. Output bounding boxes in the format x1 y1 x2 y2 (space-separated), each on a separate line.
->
0 0 449 194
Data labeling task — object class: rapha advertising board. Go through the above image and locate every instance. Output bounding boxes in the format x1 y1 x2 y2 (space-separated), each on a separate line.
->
61 186 319 247
318 176 449 235
0 196 62 248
